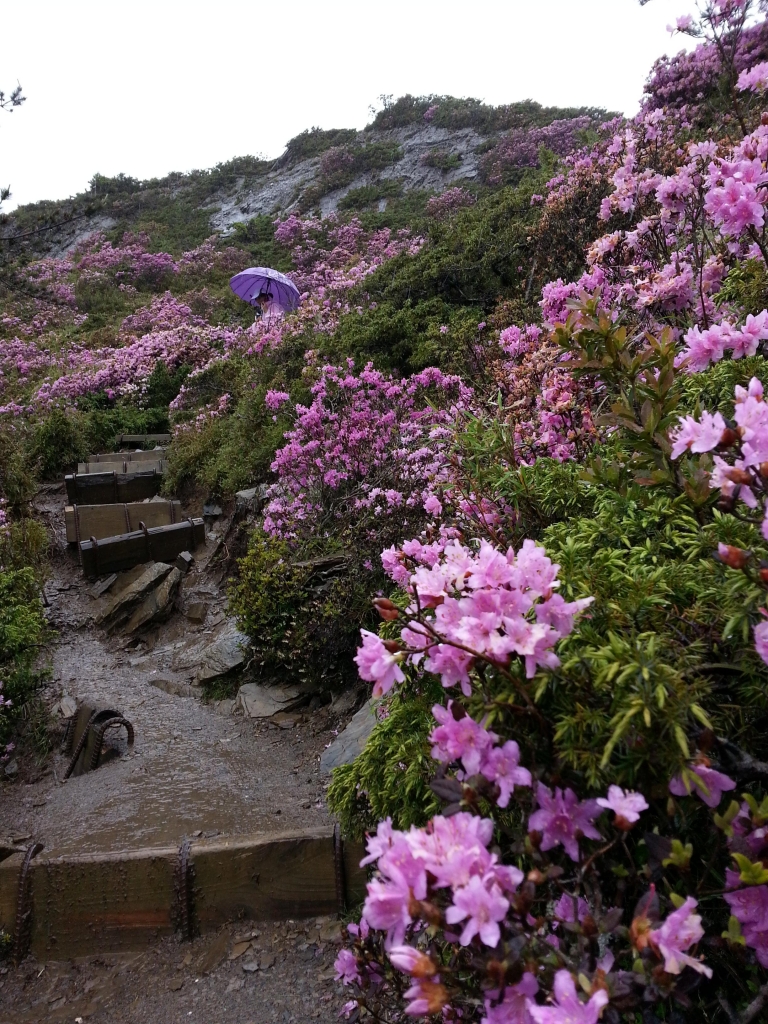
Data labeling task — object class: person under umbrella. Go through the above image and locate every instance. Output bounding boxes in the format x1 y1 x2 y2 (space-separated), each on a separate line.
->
253 289 284 323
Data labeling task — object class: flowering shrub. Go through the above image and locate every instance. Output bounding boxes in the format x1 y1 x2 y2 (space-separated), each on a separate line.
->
426 188 477 219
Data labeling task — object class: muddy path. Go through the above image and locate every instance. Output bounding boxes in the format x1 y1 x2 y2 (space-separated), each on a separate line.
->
0 482 360 1021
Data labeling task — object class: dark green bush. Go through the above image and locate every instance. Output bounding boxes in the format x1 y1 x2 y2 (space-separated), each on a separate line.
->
228 534 379 693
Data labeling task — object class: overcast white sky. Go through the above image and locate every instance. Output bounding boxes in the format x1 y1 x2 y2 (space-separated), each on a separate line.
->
1 0 692 211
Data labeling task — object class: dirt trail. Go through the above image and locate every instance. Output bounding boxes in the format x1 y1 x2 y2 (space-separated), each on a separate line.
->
0 482 357 1021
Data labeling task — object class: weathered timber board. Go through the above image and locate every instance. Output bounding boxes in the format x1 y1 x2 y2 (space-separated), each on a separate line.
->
192 831 339 926
0 851 25 938
65 471 164 505
77 460 166 475
65 501 181 543
79 518 205 577
1 830 368 960
29 847 178 958
90 450 165 464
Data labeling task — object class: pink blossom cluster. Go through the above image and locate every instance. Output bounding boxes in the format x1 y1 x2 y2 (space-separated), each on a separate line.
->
643 7 768 119
425 187 476 219
262 362 470 538
358 536 593 696
479 117 601 184
670 376 768 661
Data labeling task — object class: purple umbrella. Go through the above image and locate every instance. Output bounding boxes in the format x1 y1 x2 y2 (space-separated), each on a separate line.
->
229 267 301 311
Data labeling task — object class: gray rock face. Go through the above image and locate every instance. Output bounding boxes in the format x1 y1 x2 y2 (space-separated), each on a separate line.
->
235 682 302 719
320 700 378 772
195 624 251 683
96 562 173 633
150 676 202 698
123 567 182 633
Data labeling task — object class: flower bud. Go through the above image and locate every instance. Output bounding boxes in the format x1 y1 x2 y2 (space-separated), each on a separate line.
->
527 868 546 885
760 462 768 480
724 467 753 486
373 597 400 621
382 639 401 654
716 544 751 569
718 427 740 448
388 945 437 978
759 567 768 586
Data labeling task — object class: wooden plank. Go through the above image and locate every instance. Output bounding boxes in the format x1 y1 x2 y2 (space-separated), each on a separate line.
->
89 450 165 465
79 519 204 577
78 460 126 475
0 850 25 939
191 830 338 927
126 500 180 531
29 847 177 959
65 502 181 543
78 460 166 475
65 471 164 505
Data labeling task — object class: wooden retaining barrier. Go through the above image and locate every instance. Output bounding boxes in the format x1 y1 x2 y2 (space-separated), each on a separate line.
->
0 830 366 960
65 501 182 544
87 450 166 465
79 518 205 577
76 459 166 475
65 469 165 505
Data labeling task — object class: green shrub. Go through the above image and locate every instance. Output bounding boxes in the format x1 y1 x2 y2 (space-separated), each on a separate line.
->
327 681 443 839
228 534 379 693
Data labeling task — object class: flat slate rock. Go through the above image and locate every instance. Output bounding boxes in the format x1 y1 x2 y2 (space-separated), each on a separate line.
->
235 682 302 719
320 700 378 772
195 623 251 683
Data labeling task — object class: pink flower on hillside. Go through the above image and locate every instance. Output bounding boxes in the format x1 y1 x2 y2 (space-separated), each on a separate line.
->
669 410 727 459
754 619 768 664
431 702 496 776
423 494 443 516
481 741 532 807
403 977 449 1015
596 785 649 827
738 61 768 93
527 970 609 1024
362 876 412 948
388 945 438 978
334 948 361 985
724 885 768 967
528 784 602 861
355 630 405 696
482 973 538 1024
649 897 712 977
444 874 510 947
669 763 736 807
264 389 290 411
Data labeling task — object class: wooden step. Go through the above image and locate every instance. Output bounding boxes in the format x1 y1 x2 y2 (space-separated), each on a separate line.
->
79 518 205 577
88 449 166 465
65 501 182 544
65 469 165 505
76 459 166 475
0 829 366 960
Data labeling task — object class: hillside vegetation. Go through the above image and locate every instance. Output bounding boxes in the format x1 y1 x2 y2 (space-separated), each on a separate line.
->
4 4 768 1020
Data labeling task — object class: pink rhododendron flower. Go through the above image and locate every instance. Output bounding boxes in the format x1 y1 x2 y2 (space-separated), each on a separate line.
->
649 897 712 977
754 619 768 664
431 702 496 776
354 630 405 697
482 973 539 1024
724 885 768 967
596 785 649 826
527 970 609 1024
334 948 361 985
528 784 602 861
669 764 736 807
480 741 532 807
388 945 438 978
444 874 510 947
403 978 449 1015
670 411 727 459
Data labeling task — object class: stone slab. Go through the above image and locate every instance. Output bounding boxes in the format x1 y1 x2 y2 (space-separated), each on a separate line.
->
320 699 378 772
